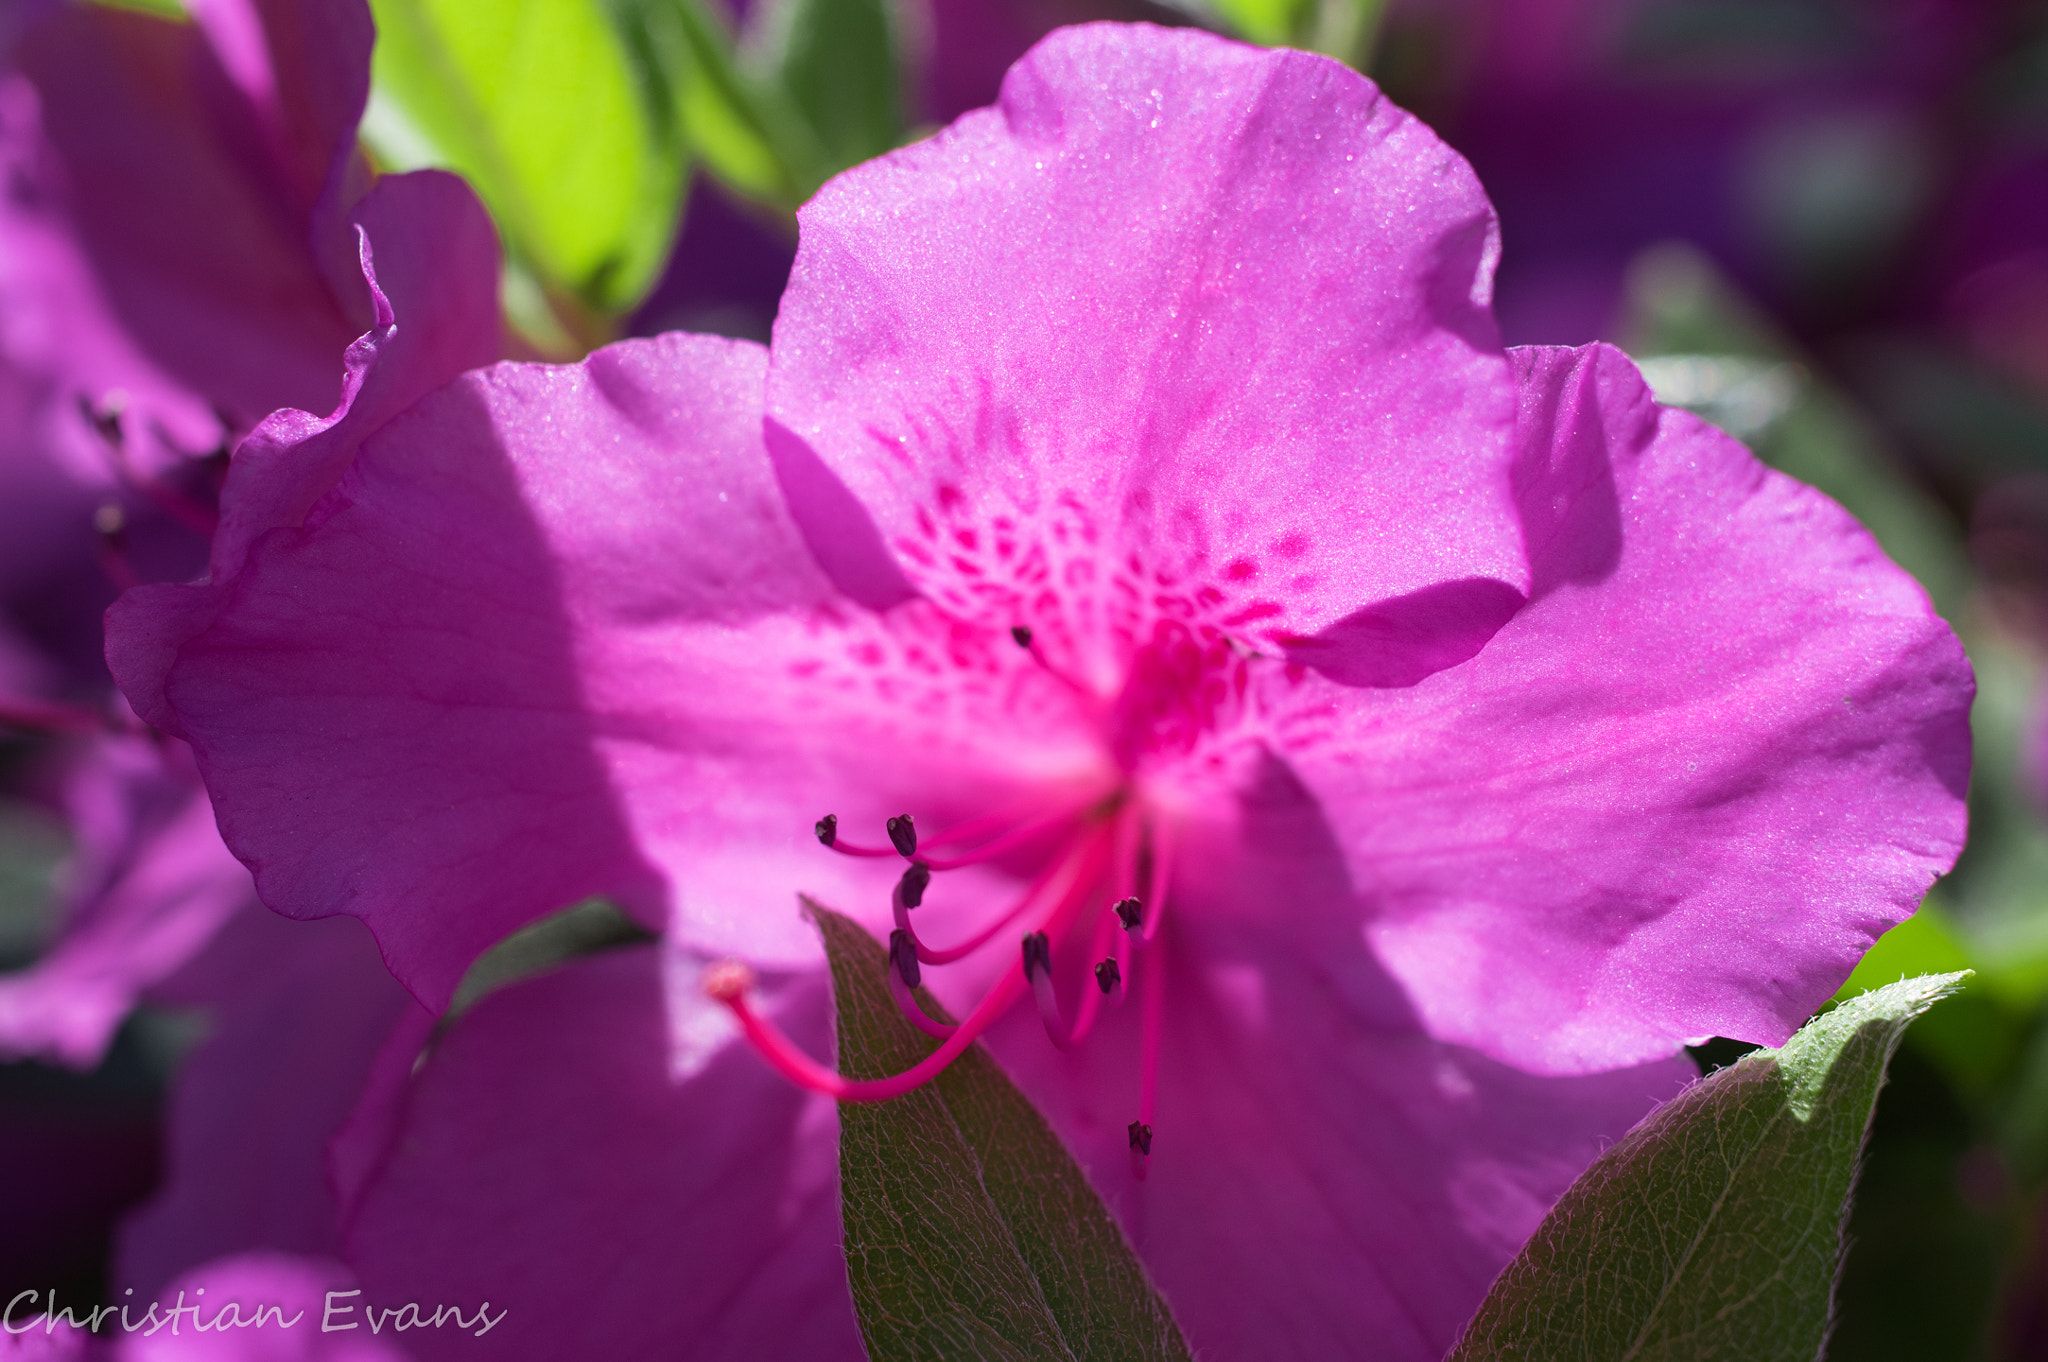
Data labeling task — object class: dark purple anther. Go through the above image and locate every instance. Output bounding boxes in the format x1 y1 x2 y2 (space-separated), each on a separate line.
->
886 815 917 857
1094 958 1121 993
889 929 921 988
814 814 838 847
1021 931 1051 980
1114 897 1143 931
78 393 123 447
898 861 932 908
1127 1120 1152 1155
1010 625 1032 648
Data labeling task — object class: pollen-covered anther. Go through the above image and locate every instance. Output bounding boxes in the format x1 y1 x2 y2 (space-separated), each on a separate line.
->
1094 958 1122 994
1129 1120 1153 1178
1020 930 1052 980
888 929 921 988
897 861 932 908
1114 897 1143 931
1010 625 1032 648
701 959 755 1003
886 814 917 857
814 814 838 847
79 390 126 446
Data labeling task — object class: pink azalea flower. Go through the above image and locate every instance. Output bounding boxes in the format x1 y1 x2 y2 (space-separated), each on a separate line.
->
109 23 1971 1359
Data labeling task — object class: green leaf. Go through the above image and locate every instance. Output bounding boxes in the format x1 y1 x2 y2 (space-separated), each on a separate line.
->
1451 972 1969 1362
1620 244 1972 625
89 0 188 18
602 0 827 211
363 0 685 316
757 0 904 171
446 898 656 1021
812 901 1190 1362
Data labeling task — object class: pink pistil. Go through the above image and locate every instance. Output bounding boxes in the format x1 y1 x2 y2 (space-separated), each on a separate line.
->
707 955 1029 1103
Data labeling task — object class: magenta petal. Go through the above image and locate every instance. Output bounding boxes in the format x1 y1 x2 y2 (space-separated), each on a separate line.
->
0 736 250 1068
0 73 225 486
985 761 1694 1362
767 24 1526 656
344 947 863 1362
182 0 373 216
116 906 418 1297
109 168 500 739
122 327 1099 1002
210 169 504 582
117 335 776 1004
1276 344 1972 1073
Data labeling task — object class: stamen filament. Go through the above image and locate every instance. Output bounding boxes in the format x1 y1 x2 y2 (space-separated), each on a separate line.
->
1024 882 1127 1049
814 812 899 859
888 959 958 1040
1021 636 1096 702
0 696 108 735
826 840 900 858
82 401 221 538
1027 956 1073 1050
1130 918 1166 1180
1139 943 1164 1125
892 829 1097 966
1137 817 1175 947
917 801 1089 871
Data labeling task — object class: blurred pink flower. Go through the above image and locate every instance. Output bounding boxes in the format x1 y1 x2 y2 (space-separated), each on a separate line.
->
0 0 498 1066
110 23 1971 1360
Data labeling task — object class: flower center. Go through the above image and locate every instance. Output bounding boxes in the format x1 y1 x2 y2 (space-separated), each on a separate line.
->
706 787 1175 1179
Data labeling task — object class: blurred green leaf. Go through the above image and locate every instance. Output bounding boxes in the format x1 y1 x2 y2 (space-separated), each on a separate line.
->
604 0 827 211
757 0 902 171
89 0 188 18
445 897 654 1021
1208 0 1297 44
1203 0 1389 67
1622 244 1973 622
363 0 685 317
0 800 69 972
1825 1044 2011 1362
1837 905 1976 999
1832 904 2029 1105
1451 974 1967 1362
815 901 1190 1362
